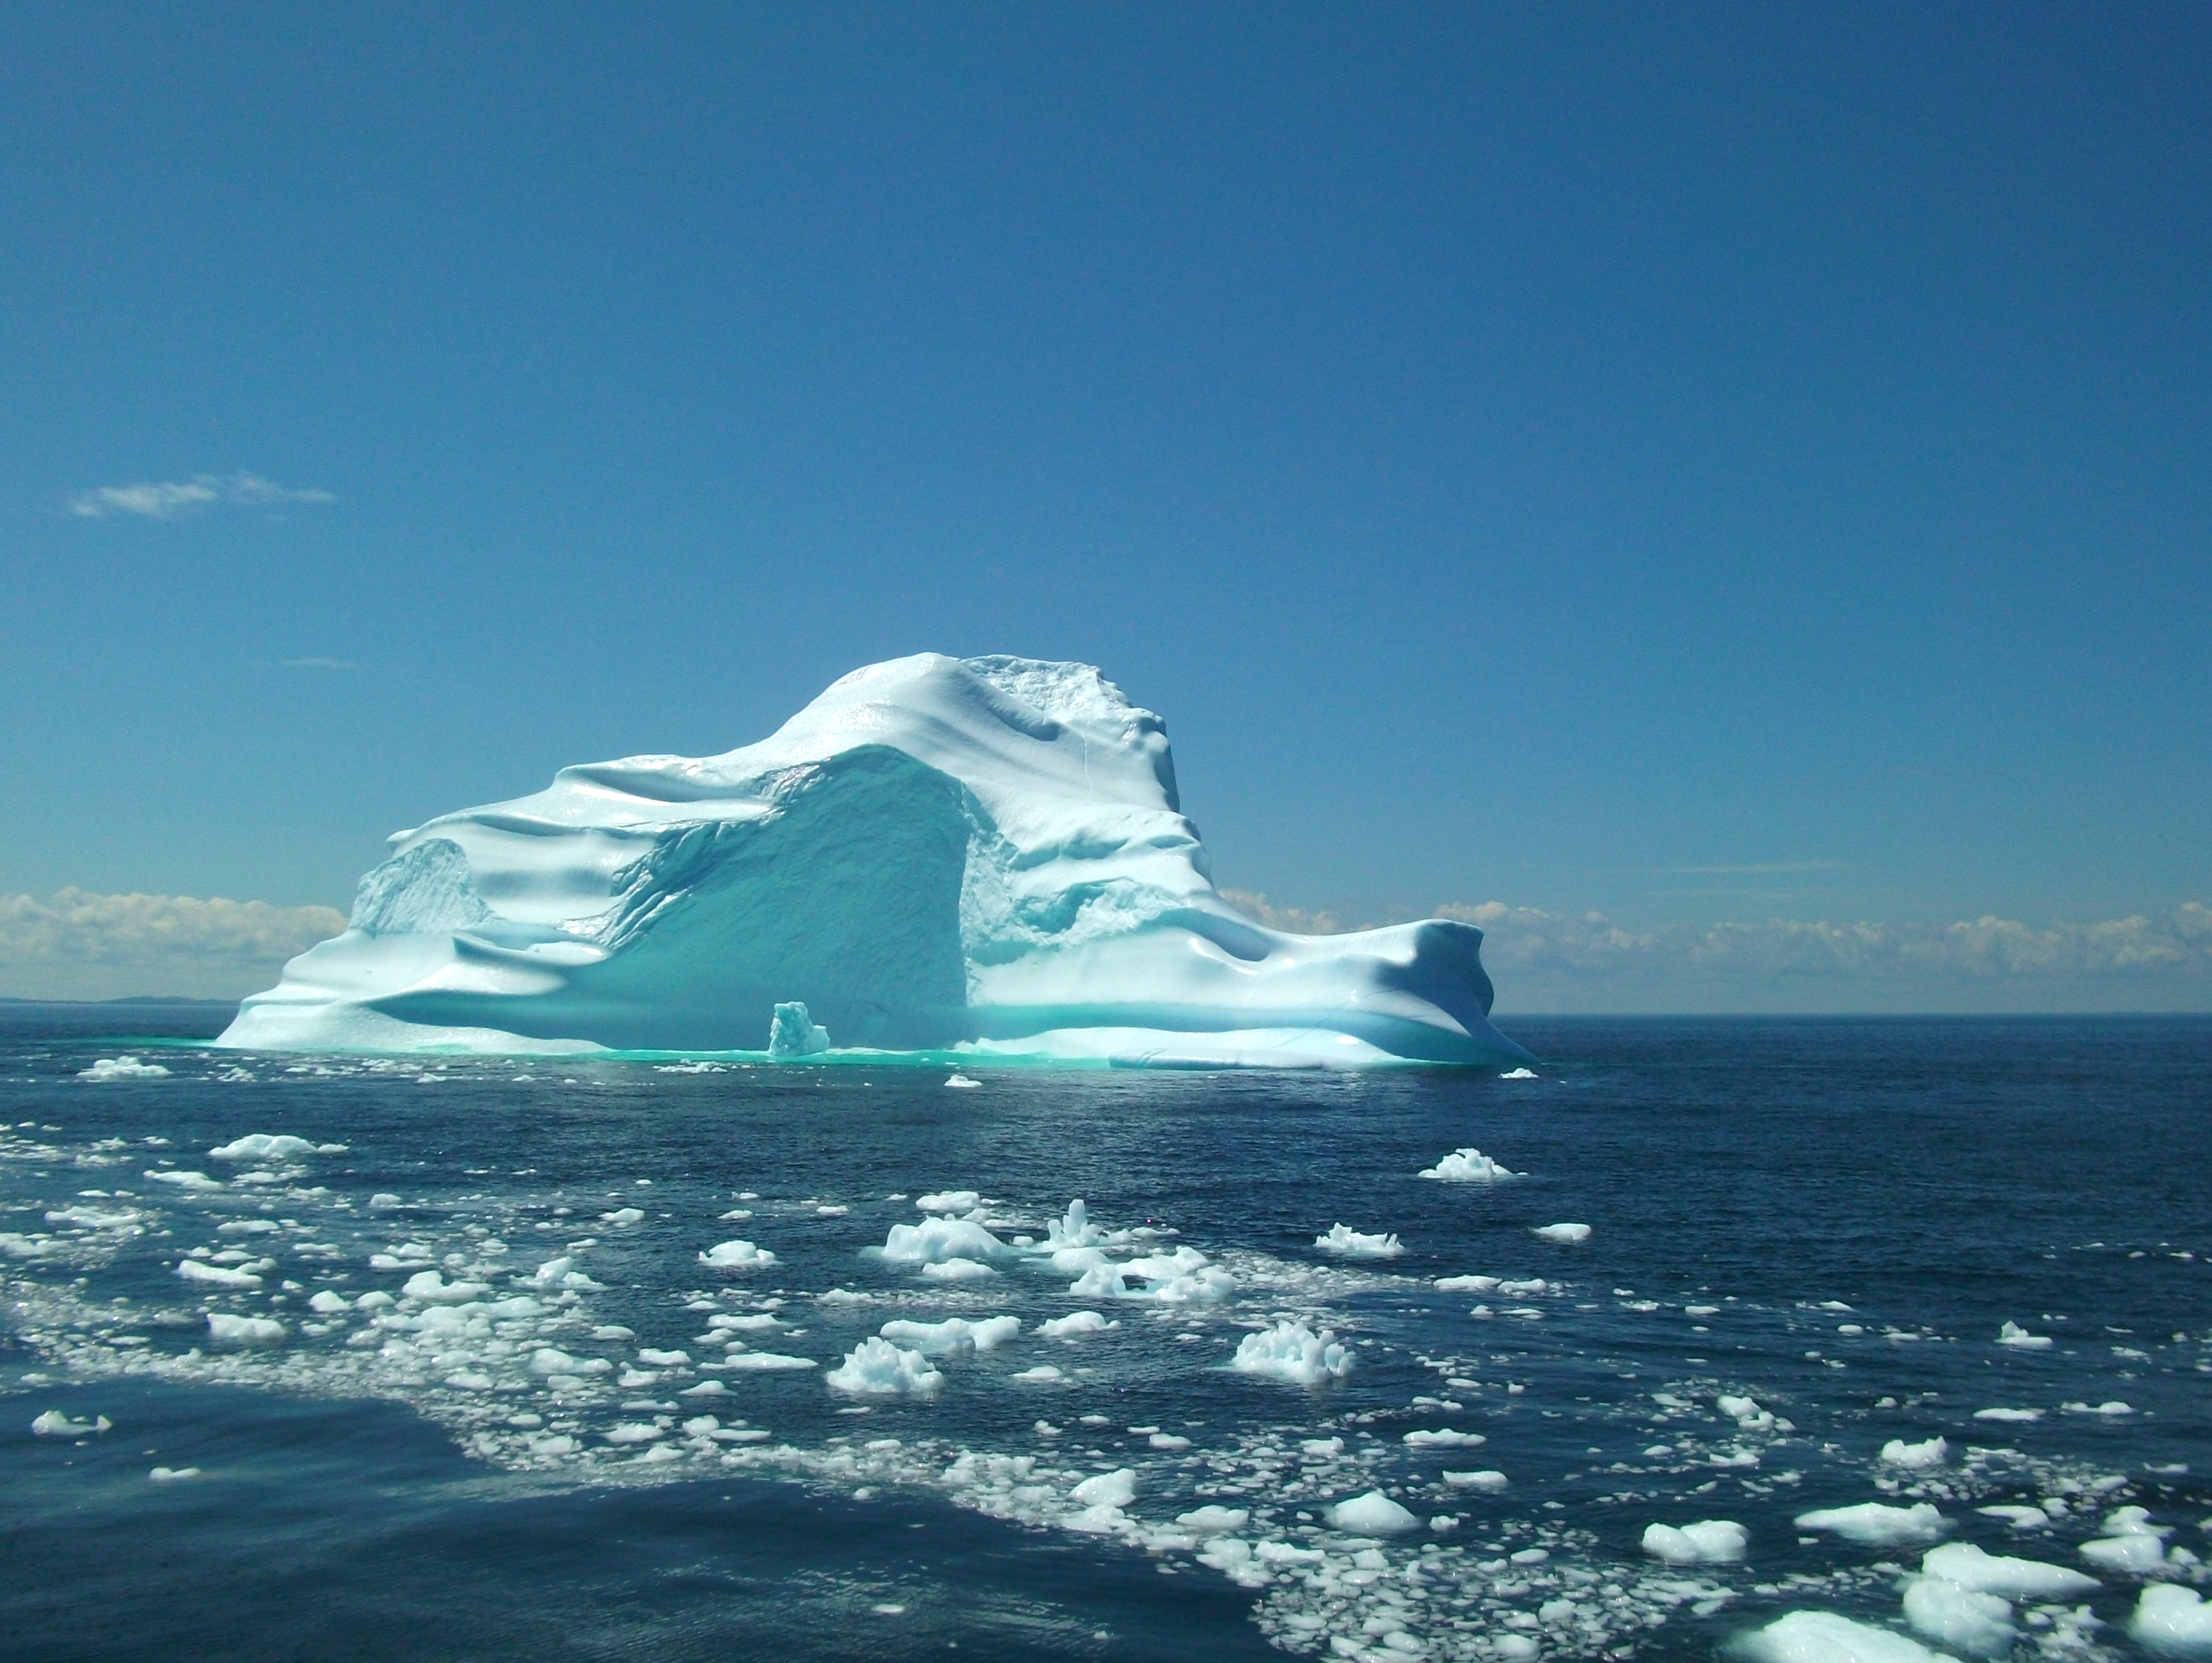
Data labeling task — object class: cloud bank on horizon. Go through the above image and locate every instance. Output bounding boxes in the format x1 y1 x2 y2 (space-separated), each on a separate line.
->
5 885 2205 1013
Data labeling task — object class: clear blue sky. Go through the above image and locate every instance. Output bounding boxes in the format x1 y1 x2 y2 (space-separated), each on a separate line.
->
3 4 2207 971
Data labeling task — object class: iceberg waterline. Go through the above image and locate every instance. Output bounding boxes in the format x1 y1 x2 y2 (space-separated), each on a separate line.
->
216 654 1530 1069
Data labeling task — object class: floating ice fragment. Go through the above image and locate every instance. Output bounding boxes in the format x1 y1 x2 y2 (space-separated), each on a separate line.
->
1402 1428 1485 1449
1533 1223 1591 1244
1919 1544 2097 1598
1177 1505 1248 1535
1793 1502 1951 1546
1500 1067 1538 1079
1997 1321 2053 1349
878 1215 1003 1263
1902 1576 2015 1658
878 1315 1020 1355
207 1313 285 1345
1642 1520 1748 1564
1443 1470 1508 1490
1012 1365 1064 1383
1976 1506 2051 1530
1071 1468 1136 1510
208 1134 326 1161
1737 1610 1954 1663
2061 1400 2135 1416
307 1290 351 1314
1972 1408 2043 1423
715 1352 817 1372
2081 1507 2176 1573
1230 1320 1354 1384
149 1466 201 1482
1434 1275 1499 1293
698 1239 777 1269
402 1269 490 1303
601 1207 645 1225
766 1001 831 1057
79 1057 171 1081
916 1191 981 1214
178 1260 261 1289
1326 1490 1420 1534
2135 1586 2212 1654
920 1257 996 1282
1038 1310 1113 1339
146 1170 221 1191
1418 1148 1524 1183
1314 1223 1404 1259
826 1337 942 1396
1882 1437 1949 1470
31 1410 111 1437
944 1073 981 1089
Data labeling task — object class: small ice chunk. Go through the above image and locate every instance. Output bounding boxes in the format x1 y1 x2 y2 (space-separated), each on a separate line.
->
826 1337 943 1396
601 1207 645 1225
698 1239 778 1269
1500 1067 1538 1079
2062 1400 2136 1416
1920 1543 2097 1598
1882 1437 1949 1470
149 1466 201 1482
147 1170 221 1190
716 1351 818 1371
178 1260 261 1289
878 1215 1004 1264
207 1313 285 1345
1738 1610 1953 1663
2135 1586 2212 1654
1903 1577 2015 1658
1533 1222 1591 1244
1418 1148 1524 1183
32 1410 111 1437
944 1073 981 1089
1972 1408 2043 1423
1997 1321 2053 1348
79 1056 171 1080
1793 1502 1951 1546
1326 1490 1420 1534
1976 1506 2051 1530
1642 1520 1748 1565
920 1256 996 1282
916 1190 981 1213
767 1001 831 1057
2081 1508 2175 1573
1403 1428 1485 1449
307 1290 351 1314
1434 1274 1500 1293
1314 1223 1404 1259
637 1348 691 1367
402 1269 491 1303
1012 1364 1064 1383
1072 1469 1136 1510
1177 1505 1248 1535
208 1134 318 1161
1230 1320 1354 1385
1038 1311 1112 1339
878 1315 1020 1355
1443 1470 1508 1490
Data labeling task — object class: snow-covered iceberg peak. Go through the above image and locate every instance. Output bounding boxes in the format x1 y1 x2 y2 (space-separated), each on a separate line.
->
219 653 1530 1069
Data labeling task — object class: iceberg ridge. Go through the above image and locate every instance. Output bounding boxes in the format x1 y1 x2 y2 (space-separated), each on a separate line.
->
218 653 1530 1069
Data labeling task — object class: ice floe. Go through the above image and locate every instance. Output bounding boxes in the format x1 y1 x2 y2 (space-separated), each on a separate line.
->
78 1057 171 1081
1418 1148 1523 1183
1640 1520 1747 1564
1533 1222 1591 1244
1793 1502 1951 1546
1230 1320 1354 1384
1314 1223 1404 1259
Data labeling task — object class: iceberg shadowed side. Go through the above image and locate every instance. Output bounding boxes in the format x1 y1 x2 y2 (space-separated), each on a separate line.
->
218 654 1532 1069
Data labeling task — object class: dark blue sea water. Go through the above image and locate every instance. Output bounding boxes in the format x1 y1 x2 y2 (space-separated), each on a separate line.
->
4 1007 2208 1663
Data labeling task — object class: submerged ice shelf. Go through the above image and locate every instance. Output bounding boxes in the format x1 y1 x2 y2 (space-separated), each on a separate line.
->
219 654 1530 1067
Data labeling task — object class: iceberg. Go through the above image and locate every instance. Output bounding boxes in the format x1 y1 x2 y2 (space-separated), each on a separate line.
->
217 654 1531 1069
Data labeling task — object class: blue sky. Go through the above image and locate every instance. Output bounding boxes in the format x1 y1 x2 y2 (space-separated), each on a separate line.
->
3 5 2207 1007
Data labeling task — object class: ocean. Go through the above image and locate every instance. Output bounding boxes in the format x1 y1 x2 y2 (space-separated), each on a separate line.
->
4 1005 2208 1663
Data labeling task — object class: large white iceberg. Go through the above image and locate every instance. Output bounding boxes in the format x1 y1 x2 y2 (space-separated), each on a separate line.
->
218 654 1530 1069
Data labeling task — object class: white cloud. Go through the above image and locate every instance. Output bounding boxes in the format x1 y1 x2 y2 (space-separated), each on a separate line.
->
0 889 345 1001
1224 890 2212 1013
67 472 335 520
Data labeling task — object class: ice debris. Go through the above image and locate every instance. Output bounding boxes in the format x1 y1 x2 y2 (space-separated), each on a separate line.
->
1314 1223 1404 1259
2135 1586 2212 1654
1230 1320 1354 1385
827 1337 942 1396
1640 1520 1747 1565
767 1001 831 1058
31 1409 111 1437
1793 1502 1951 1546
1418 1147 1524 1182
1326 1490 1420 1534
77 1056 170 1080
1533 1222 1591 1244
